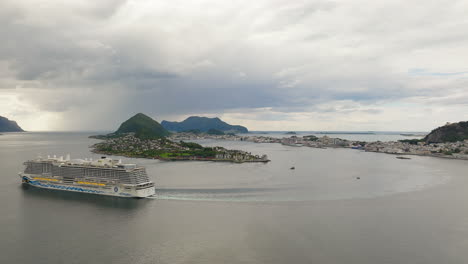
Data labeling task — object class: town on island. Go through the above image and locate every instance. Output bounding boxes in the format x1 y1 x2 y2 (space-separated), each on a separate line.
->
90 113 270 163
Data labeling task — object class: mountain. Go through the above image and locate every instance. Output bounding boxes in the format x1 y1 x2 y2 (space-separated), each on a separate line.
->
0 116 24 132
424 121 468 143
161 116 248 133
115 113 170 138
207 128 225 135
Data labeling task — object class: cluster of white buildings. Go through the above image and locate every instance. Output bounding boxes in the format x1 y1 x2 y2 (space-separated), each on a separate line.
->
213 147 268 162
94 134 187 153
93 134 270 162
365 140 468 159
169 132 241 141
130 131 468 161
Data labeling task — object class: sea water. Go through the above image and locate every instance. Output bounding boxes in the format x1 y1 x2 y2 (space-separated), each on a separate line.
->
1 132 467 264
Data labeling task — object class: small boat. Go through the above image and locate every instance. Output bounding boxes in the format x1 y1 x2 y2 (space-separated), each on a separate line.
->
396 156 411 160
290 166 295 170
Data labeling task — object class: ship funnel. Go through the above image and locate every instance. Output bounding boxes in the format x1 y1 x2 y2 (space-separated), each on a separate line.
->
47 155 50 159
53 155 56 158
66 154 70 161
118 159 122 164
59 156 63 161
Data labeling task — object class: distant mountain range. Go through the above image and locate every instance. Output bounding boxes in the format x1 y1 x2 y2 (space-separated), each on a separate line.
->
114 113 170 139
161 116 248 133
424 121 468 143
0 116 24 132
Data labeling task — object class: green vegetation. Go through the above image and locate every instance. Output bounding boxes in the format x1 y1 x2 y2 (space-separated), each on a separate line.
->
179 141 203 149
96 143 217 159
161 116 248 133
182 129 202 134
399 139 425 145
424 121 468 143
115 113 170 139
207 128 225 135
303 135 318 141
91 134 269 162
443 150 453 155
144 147 216 158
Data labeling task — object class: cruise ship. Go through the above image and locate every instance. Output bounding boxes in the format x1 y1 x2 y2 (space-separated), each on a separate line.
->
19 155 155 198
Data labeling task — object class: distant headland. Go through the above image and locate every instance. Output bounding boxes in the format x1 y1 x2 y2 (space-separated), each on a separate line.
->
90 113 268 163
0 116 24 132
424 121 468 143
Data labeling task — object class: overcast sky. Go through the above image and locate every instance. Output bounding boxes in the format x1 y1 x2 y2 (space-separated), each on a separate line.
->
1 0 467 131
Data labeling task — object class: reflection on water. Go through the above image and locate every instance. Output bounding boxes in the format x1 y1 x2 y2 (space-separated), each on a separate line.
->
20 184 147 210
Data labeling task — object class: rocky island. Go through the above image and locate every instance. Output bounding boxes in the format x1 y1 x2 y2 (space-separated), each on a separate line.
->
91 113 269 163
0 116 24 132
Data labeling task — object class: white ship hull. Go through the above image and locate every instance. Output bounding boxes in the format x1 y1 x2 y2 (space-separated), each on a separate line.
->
20 174 155 198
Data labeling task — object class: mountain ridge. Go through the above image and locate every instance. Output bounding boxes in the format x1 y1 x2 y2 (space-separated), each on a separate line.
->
161 116 248 133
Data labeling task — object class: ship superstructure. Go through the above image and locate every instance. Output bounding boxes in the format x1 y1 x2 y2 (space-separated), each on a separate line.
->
19 155 155 198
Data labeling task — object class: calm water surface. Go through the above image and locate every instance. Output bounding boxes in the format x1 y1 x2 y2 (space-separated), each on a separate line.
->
1 132 468 264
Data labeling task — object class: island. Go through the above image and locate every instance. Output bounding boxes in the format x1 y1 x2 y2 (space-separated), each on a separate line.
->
90 113 269 163
161 116 248 133
0 116 24 132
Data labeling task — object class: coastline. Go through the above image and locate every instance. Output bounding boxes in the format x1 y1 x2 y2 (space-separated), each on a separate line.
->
90 133 270 163
364 150 468 161
91 149 270 163
170 133 468 161
89 132 468 162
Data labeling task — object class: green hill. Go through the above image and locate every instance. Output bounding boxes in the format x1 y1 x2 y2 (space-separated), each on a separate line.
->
161 116 248 133
0 116 24 132
115 113 170 139
207 128 225 135
424 121 468 143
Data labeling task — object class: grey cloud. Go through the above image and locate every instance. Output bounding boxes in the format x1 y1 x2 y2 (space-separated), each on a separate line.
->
254 0 336 32
408 69 468 77
1 0 467 130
